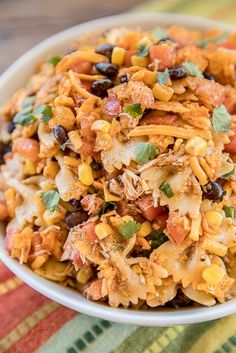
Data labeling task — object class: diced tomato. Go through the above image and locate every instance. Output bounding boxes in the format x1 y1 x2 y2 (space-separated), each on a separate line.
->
223 96 235 114
194 78 225 107
104 94 121 116
82 221 97 244
124 50 136 67
137 196 165 222
166 211 189 245
153 212 168 230
141 111 178 125
149 45 176 71
225 135 236 154
5 228 15 253
73 252 83 269
217 41 236 50
71 61 92 74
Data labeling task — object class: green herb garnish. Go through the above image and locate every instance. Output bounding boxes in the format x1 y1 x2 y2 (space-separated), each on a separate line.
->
99 201 117 215
198 33 229 48
34 104 52 122
118 220 141 240
157 68 170 85
137 44 150 57
224 206 234 218
159 181 174 198
41 190 60 212
48 55 61 67
124 103 142 118
135 142 159 166
149 229 168 249
212 104 231 132
13 96 36 126
152 27 168 40
183 61 204 78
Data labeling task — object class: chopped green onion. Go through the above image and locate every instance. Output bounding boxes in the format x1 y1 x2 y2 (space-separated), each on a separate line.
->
224 206 234 218
157 68 170 85
159 181 174 198
183 61 203 78
137 44 150 57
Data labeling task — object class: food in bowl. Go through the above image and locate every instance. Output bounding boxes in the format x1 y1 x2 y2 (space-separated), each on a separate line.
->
0 24 236 309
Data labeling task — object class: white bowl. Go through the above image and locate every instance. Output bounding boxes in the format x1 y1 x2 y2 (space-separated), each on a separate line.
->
0 13 235 326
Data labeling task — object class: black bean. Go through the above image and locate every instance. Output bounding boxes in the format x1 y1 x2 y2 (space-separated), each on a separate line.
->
120 75 128 83
202 181 224 202
91 79 114 98
64 48 77 56
157 37 176 45
95 62 118 78
95 43 116 59
52 125 68 145
168 66 188 80
69 198 81 208
65 211 89 228
0 145 12 164
91 161 102 170
7 121 16 134
204 72 215 81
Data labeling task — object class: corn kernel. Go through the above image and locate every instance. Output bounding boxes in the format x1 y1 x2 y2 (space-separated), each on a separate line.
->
76 268 93 284
68 130 83 151
95 222 113 239
205 210 222 228
152 83 174 102
137 221 152 237
202 264 225 285
91 120 111 133
31 255 48 270
43 161 59 179
131 55 148 67
54 95 74 107
185 136 208 156
63 156 80 167
111 47 126 66
24 159 37 176
43 209 63 226
202 239 228 257
138 36 153 48
78 163 94 186
122 215 133 222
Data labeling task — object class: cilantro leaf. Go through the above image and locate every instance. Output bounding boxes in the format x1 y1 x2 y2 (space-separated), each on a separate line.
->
224 206 234 218
13 96 36 126
47 55 61 67
212 104 231 132
22 96 35 108
13 111 36 126
152 27 168 39
148 229 168 249
137 44 150 57
159 181 174 198
118 220 141 240
99 201 117 215
183 61 203 78
157 68 170 85
34 104 52 122
124 103 142 118
41 190 60 211
135 142 159 165
197 33 229 48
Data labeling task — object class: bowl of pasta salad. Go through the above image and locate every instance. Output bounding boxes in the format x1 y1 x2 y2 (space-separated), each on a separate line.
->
0 12 236 326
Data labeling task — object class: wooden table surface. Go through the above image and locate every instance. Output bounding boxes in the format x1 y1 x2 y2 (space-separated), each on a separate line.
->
0 0 144 73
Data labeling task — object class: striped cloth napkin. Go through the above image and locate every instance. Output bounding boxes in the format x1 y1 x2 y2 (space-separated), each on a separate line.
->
1 1 236 352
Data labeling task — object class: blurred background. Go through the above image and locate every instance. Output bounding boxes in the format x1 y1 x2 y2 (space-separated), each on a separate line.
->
0 0 145 73
1 0 236 73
